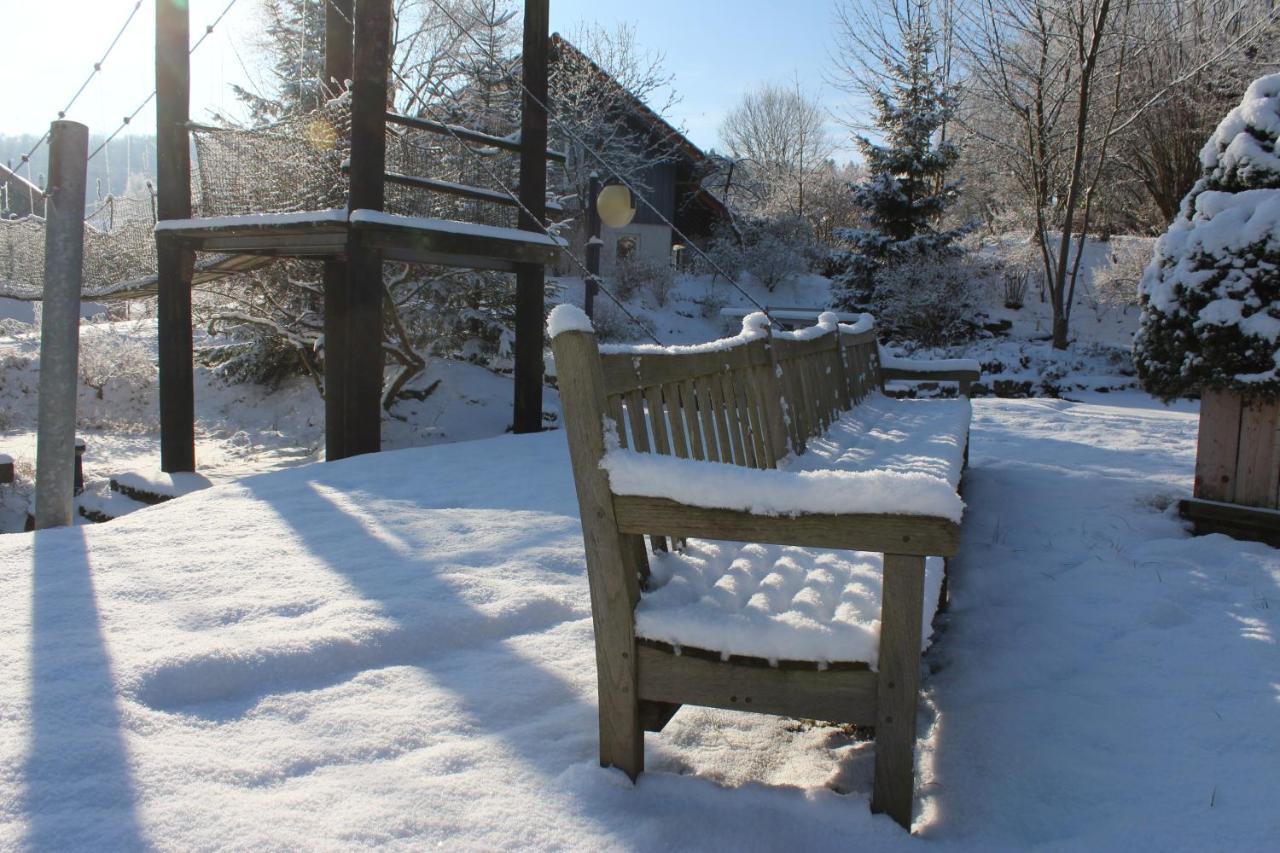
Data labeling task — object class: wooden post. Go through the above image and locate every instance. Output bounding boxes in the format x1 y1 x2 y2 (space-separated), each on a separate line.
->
584 172 601 319
340 0 392 458
1194 389 1243 503
513 0 550 434
872 553 926 830
34 120 88 529
324 0 354 96
156 0 196 473
551 326 645 780
323 0 354 460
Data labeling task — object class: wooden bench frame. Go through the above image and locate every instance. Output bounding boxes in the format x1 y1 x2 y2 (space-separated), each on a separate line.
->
552 315 977 830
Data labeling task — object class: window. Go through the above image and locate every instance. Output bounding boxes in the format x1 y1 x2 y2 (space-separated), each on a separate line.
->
616 235 639 261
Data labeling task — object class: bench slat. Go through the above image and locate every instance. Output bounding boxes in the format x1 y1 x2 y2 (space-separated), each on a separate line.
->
637 644 878 724
612 495 962 557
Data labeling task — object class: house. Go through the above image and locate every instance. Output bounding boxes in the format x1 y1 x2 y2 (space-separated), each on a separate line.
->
549 35 731 276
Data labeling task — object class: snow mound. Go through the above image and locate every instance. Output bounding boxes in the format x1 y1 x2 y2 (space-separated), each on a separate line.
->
547 303 594 337
638 546 944 664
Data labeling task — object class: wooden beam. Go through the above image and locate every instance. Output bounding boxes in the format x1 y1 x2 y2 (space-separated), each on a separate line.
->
1180 497 1280 547
381 171 564 212
341 0 393 458
513 0 550 435
385 112 568 163
612 496 962 557
156 0 196 473
636 644 879 723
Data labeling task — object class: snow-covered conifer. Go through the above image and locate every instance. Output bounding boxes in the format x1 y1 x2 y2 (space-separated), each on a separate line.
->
1135 74 1280 401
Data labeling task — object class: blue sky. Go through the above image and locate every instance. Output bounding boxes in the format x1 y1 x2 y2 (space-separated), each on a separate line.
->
1 0 860 161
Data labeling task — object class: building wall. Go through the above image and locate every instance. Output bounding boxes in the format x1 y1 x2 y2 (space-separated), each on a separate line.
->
600 222 672 274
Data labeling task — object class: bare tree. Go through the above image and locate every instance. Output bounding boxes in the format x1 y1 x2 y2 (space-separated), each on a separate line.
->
718 82 834 219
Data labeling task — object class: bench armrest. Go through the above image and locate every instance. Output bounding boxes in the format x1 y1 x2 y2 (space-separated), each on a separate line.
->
612 494 961 557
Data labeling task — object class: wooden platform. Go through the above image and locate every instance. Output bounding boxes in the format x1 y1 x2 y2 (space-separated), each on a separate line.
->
155 208 565 272
1180 497 1280 547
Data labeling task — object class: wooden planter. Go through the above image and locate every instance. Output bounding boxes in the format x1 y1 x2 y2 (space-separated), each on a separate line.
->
1180 389 1280 546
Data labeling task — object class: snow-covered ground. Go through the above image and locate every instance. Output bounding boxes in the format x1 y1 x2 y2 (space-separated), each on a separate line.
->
1 391 1276 850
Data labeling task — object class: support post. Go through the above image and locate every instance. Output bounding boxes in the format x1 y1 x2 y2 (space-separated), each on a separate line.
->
872 553 926 830
338 0 392 458
584 172 601 319
323 0 354 460
551 326 644 779
513 0 550 434
156 0 196 472
34 120 88 529
323 0 354 97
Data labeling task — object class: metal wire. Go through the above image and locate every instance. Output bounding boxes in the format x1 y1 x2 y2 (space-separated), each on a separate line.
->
422 0 773 321
88 0 243 162
13 0 147 172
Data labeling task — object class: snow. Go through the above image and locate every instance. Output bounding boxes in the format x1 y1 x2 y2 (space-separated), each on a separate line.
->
349 210 567 246
0 394 1277 849
546 303 593 338
152 209 349 232
110 470 213 499
0 453 11 465
878 351 981 375
637 548 945 664
1200 73 1280 174
602 395 969 523
601 311 771 355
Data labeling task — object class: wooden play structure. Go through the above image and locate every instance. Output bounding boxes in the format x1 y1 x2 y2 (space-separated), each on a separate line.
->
552 311 979 829
152 0 560 470
1181 390 1280 547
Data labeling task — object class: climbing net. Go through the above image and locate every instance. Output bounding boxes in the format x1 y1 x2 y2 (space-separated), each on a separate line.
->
0 94 567 303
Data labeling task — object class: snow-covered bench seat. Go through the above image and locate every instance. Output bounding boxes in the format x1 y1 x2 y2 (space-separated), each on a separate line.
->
550 307 977 830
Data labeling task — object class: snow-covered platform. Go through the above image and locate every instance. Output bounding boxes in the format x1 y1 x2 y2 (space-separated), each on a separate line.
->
0 397 1277 849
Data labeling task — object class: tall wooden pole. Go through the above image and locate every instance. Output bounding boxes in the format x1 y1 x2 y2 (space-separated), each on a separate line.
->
323 0 354 461
584 172 601 319
324 0 354 96
340 0 391 457
34 121 88 529
156 0 196 472
513 0 549 434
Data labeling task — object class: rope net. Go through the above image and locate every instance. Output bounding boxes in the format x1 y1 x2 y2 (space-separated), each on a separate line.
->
0 99 562 302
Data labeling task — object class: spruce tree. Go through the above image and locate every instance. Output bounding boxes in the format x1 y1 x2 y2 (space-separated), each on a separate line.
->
1135 74 1280 401
229 0 329 124
832 14 962 308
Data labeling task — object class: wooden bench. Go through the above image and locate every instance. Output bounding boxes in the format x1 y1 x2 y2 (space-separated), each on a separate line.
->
550 307 979 830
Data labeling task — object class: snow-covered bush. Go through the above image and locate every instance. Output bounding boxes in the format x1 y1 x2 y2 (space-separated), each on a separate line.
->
871 255 989 346
590 299 656 343
612 256 673 304
1092 237 1153 312
78 323 156 400
703 217 813 293
1135 74 1280 401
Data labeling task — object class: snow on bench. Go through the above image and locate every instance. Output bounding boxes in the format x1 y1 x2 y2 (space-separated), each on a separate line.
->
550 305 979 829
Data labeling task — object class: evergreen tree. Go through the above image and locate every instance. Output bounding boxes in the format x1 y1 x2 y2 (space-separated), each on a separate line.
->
1135 74 1280 402
831 12 962 308
230 0 329 124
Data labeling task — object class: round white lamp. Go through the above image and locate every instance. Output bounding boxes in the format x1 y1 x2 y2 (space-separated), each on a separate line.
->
596 183 636 229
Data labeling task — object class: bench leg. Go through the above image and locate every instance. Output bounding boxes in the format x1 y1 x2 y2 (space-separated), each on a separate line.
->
872 553 926 830
594 532 647 780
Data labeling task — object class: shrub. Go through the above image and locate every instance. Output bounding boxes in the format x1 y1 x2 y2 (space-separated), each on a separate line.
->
591 299 656 343
612 255 674 305
871 255 988 346
1136 74 1280 401
78 322 155 400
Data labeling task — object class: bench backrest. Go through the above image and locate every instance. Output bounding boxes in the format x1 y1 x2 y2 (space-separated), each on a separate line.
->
589 313 882 470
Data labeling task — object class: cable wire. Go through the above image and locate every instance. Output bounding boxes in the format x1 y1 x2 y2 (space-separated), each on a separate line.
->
422 0 773 321
88 0 243 163
14 0 147 172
